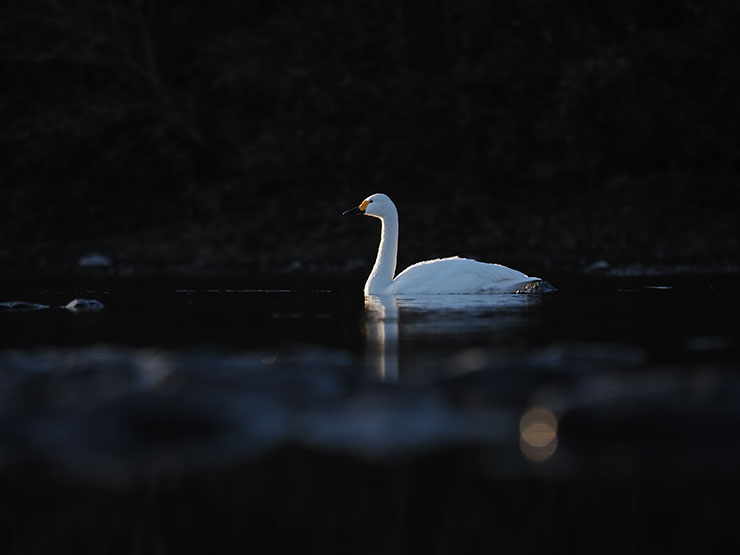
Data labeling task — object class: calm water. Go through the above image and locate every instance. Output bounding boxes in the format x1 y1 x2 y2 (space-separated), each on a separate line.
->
1 275 739 482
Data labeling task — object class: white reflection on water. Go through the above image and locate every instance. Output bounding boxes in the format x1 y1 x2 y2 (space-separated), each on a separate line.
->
364 295 399 381
364 294 540 381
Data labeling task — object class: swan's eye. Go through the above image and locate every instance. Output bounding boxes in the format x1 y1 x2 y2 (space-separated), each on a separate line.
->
359 199 371 210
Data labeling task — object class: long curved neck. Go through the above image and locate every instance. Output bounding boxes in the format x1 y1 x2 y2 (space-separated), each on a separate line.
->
364 209 399 295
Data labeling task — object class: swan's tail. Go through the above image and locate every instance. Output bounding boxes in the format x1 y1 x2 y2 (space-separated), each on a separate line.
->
514 279 557 293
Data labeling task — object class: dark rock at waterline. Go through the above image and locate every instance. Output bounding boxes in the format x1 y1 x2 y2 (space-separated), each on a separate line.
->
77 253 113 268
64 299 105 312
0 301 49 311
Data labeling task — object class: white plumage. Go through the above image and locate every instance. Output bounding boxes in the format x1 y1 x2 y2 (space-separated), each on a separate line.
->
343 193 542 295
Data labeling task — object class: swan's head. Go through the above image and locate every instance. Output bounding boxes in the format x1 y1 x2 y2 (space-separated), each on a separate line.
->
342 193 397 219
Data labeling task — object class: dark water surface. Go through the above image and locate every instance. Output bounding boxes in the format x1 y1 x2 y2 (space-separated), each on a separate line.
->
1 274 739 552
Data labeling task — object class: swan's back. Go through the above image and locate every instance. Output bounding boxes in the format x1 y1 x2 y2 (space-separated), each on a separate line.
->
386 256 539 294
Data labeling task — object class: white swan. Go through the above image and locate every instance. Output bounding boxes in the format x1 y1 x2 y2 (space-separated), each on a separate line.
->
343 193 544 295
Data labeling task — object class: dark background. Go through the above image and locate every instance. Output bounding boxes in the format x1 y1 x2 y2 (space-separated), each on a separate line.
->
3 4 740 552
2 0 739 279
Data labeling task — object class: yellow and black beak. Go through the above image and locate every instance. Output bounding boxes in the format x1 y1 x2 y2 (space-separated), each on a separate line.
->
343 206 363 216
342 199 370 216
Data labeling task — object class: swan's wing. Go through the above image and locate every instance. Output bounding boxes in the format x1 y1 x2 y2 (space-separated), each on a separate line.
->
390 257 539 294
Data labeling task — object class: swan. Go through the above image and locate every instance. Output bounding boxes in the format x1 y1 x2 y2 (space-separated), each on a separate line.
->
343 193 546 295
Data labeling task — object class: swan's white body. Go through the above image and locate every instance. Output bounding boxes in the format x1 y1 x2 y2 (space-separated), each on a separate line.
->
344 193 541 295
